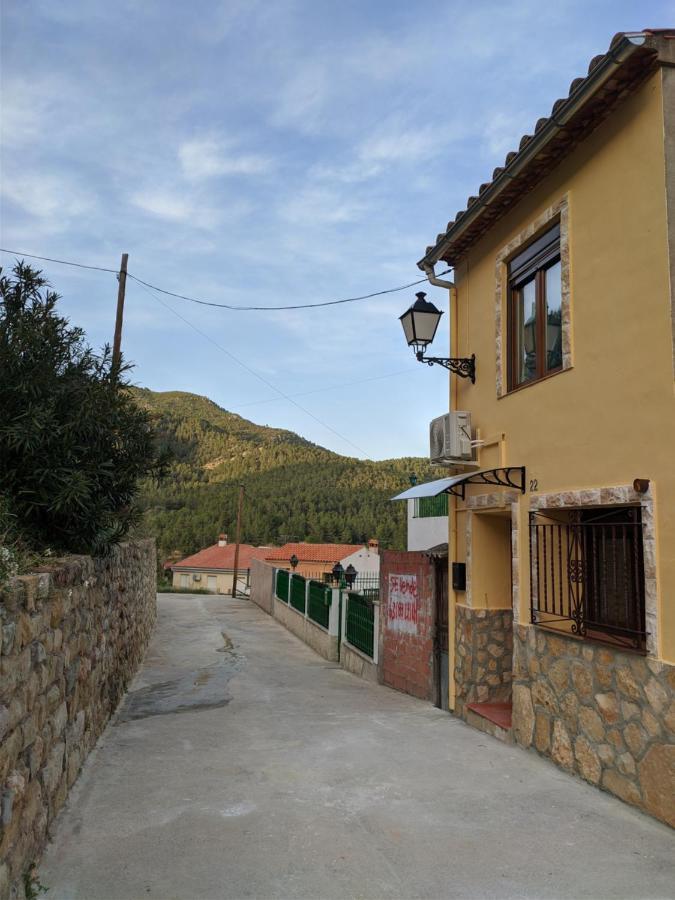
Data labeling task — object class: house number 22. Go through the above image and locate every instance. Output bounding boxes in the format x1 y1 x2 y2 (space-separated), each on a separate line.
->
529 479 538 492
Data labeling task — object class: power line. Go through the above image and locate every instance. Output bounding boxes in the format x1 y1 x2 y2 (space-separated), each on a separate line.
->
236 369 412 408
131 279 373 460
0 247 118 274
126 270 449 311
0 247 452 312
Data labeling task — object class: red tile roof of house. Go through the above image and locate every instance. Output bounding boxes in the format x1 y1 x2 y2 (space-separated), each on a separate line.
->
262 542 364 563
172 543 271 571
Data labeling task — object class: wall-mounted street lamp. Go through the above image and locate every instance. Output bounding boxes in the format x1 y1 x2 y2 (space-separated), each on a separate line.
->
399 292 475 383
344 565 358 589
331 562 344 585
289 554 299 570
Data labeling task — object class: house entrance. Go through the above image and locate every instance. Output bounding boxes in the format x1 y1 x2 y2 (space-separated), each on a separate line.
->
463 509 514 735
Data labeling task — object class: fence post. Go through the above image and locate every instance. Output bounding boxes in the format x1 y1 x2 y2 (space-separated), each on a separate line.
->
304 577 310 619
371 600 380 665
328 587 341 637
340 590 348 652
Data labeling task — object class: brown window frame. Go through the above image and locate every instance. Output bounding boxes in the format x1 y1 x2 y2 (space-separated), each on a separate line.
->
507 222 562 391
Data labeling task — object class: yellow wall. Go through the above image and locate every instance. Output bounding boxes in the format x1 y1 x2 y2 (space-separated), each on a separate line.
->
449 72 675 661
470 512 512 610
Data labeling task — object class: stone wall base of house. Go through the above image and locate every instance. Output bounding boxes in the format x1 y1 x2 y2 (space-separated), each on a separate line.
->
341 642 378 684
454 605 513 719
0 540 157 899
512 624 675 827
272 597 339 662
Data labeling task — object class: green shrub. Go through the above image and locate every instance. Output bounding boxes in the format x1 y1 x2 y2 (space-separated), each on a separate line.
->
0 262 168 556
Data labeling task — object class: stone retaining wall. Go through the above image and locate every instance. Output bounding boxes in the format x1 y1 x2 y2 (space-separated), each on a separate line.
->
0 540 157 898
454 605 513 718
512 624 674 827
272 597 339 662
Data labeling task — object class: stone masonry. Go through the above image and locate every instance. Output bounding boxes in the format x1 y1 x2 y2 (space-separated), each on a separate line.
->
0 540 157 898
513 624 675 827
454 605 513 719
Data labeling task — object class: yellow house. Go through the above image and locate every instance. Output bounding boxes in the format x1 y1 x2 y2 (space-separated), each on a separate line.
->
399 30 675 825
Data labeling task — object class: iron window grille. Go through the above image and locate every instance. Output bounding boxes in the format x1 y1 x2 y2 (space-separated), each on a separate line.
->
529 506 647 652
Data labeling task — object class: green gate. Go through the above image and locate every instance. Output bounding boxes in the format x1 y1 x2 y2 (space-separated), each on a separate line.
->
308 580 331 629
275 569 289 603
290 574 306 613
345 591 374 657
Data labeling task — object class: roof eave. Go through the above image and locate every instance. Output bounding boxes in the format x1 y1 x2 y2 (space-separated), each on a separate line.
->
417 32 654 270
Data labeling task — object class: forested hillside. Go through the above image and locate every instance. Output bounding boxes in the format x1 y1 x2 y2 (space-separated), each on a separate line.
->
134 389 435 560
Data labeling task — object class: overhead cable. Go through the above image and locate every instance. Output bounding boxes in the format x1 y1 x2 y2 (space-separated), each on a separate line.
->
132 279 373 460
0 247 452 312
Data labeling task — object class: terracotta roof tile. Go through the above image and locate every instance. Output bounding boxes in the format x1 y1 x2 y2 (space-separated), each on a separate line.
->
172 543 271 570
262 542 364 563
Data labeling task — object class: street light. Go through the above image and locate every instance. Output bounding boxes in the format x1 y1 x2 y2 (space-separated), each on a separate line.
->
331 562 344 585
289 554 299 570
400 291 475 383
344 564 357 588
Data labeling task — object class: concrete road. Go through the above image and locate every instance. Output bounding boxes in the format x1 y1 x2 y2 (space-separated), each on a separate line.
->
39 594 674 900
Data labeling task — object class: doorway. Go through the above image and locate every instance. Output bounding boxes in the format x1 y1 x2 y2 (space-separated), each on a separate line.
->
433 556 449 710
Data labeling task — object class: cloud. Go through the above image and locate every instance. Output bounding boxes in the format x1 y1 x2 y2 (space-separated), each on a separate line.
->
1 171 94 230
279 186 368 226
178 138 273 180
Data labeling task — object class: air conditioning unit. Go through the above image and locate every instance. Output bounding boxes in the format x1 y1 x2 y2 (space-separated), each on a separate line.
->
429 412 474 465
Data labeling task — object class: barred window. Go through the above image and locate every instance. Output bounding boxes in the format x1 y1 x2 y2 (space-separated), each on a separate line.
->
529 506 646 651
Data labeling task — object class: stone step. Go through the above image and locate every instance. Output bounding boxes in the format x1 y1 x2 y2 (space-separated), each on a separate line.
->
465 702 513 744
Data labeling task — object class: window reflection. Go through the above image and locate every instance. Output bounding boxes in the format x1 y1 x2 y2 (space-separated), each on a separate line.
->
517 278 537 383
546 260 562 372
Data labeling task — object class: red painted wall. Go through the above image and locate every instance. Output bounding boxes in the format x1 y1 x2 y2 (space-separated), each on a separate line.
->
380 550 435 701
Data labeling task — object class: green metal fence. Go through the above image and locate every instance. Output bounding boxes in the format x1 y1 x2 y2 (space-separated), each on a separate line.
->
307 580 331 629
345 591 374 657
275 568 289 603
290 574 306 613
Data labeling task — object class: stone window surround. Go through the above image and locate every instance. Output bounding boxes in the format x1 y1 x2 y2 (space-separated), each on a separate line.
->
495 195 572 397
463 482 656 651
529 485 658 656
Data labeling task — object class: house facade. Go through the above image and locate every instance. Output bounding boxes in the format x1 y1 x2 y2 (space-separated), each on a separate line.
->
171 535 269 593
403 30 675 825
263 541 379 581
407 494 448 551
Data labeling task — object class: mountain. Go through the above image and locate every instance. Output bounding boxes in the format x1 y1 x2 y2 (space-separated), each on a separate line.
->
133 389 435 559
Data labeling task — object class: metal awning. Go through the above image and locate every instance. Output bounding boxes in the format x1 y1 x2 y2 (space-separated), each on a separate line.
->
391 467 526 502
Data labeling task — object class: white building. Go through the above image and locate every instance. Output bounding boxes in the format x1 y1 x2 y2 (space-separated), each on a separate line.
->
407 495 448 551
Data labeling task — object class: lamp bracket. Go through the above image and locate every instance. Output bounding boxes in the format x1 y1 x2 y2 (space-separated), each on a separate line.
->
416 352 476 383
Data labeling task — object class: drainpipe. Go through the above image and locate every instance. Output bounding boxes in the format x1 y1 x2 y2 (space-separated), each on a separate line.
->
422 262 459 712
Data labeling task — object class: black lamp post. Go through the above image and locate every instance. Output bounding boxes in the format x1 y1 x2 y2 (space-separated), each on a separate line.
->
344 564 357 589
400 291 475 383
289 554 299 570
331 562 344 585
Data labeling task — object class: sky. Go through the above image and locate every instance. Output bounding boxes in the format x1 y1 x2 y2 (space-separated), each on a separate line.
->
1 0 673 460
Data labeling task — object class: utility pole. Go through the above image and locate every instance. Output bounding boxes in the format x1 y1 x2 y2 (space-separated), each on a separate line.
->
231 484 245 598
112 252 129 374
